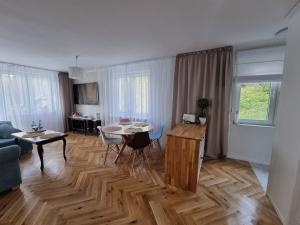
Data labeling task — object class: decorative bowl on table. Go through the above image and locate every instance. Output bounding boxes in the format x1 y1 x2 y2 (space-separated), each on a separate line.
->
102 126 122 132
39 133 61 139
22 131 46 138
26 130 46 134
119 121 132 125
124 128 143 133
133 122 149 127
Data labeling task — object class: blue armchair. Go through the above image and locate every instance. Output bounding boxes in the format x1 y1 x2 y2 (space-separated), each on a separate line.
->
0 145 22 192
0 121 33 154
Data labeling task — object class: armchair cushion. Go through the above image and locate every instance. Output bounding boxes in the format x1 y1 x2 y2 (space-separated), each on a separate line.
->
0 138 15 148
0 121 12 126
0 121 33 155
0 124 21 139
0 145 21 163
0 145 22 193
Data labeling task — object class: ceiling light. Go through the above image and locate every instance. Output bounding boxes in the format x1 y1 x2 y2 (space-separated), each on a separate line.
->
69 56 83 79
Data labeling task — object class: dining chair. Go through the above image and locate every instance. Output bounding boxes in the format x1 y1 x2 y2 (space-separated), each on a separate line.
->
98 127 124 165
127 131 151 168
149 125 164 155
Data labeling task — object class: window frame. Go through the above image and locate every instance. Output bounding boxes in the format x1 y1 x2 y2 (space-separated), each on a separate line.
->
234 80 280 127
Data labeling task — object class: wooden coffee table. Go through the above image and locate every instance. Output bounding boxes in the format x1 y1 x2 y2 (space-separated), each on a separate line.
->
11 130 68 171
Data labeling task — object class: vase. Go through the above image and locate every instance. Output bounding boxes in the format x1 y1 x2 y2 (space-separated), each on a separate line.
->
199 117 206 125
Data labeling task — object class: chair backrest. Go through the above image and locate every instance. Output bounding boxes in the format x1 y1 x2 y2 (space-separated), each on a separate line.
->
127 132 150 150
98 127 110 144
157 125 164 138
150 125 164 139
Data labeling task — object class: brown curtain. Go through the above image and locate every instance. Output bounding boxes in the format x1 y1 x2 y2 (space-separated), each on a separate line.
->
58 72 75 132
172 46 233 158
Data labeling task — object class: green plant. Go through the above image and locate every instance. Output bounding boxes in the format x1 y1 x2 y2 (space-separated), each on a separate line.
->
197 98 209 117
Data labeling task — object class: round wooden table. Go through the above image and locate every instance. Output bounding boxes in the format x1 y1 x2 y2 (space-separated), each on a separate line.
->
100 122 153 163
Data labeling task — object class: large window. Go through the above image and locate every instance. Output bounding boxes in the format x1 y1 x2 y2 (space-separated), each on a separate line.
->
0 64 63 131
235 46 285 126
116 73 149 119
101 57 174 129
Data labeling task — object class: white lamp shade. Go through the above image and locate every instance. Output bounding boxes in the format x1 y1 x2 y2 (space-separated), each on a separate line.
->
69 66 83 79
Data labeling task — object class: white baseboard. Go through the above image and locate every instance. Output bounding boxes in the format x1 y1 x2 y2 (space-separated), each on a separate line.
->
267 193 287 225
227 153 270 166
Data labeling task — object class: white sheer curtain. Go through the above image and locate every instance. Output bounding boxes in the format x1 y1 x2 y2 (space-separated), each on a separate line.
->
96 57 175 134
0 63 64 131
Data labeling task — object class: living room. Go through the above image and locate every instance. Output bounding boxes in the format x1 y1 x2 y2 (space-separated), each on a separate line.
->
1 1 300 225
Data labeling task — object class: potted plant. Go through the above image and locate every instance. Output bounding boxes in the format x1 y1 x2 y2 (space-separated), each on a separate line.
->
197 98 209 125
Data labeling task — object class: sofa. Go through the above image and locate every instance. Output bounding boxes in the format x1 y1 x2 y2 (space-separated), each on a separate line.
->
0 145 22 192
0 121 33 154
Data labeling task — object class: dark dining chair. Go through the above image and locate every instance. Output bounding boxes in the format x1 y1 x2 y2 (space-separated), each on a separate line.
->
127 131 151 168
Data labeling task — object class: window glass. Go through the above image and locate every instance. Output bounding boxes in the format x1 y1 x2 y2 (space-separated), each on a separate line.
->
117 73 149 119
238 83 271 121
135 76 148 114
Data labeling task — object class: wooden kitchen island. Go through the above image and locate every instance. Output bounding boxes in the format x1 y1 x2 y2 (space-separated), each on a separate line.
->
165 123 206 192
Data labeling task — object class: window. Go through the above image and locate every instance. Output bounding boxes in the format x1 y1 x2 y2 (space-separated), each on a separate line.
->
134 75 148 114
235 46 285 126
236 82 280 126
0 74 58 114
116 73 149 119
0 63 63 131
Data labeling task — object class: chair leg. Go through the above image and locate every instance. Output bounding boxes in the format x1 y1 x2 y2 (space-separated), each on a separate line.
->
128 150 134 163
131 151 137 169
157 139 162 151
157 139 163 157
104 145 110 165
145 144 152 160
116 145 120 153
142 149 151 169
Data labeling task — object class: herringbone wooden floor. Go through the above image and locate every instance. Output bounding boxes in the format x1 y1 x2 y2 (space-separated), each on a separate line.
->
0 133 282 225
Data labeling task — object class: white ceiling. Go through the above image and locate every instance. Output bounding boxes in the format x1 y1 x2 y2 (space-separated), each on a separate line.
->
0 0 294 71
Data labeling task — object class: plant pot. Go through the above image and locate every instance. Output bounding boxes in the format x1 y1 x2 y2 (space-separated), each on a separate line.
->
199 117 207 125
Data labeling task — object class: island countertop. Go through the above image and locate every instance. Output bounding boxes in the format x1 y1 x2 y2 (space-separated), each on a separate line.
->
165 123 207 192
166 123 206 140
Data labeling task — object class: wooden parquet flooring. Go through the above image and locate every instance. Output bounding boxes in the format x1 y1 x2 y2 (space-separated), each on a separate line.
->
0 133 282 225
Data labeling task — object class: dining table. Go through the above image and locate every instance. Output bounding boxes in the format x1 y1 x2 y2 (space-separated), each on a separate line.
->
99 121 153 163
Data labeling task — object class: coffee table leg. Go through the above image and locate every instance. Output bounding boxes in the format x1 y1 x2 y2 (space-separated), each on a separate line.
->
62 137 67 161
37 145 44 171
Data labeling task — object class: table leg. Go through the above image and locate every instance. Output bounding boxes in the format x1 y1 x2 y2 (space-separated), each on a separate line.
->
37 145 44 171
62 137 67 161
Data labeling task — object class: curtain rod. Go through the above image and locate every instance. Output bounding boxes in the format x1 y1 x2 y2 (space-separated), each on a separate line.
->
176 46 233 57
0 60 60 73
85 55 175 72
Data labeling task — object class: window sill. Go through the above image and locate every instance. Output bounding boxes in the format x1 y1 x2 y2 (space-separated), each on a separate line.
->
233 122 275 128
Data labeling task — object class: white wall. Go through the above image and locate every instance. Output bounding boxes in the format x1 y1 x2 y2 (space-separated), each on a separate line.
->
228 124 274 165
73 71 102 119
227 45 278 165
267 10 300 225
